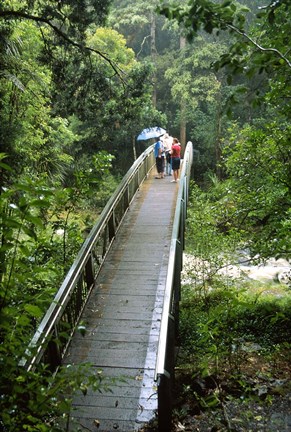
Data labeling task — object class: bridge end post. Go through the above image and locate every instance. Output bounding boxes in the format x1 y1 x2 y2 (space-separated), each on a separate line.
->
157 372 172 432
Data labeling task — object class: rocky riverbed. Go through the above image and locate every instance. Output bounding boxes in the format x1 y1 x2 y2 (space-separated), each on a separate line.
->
182 251 291 290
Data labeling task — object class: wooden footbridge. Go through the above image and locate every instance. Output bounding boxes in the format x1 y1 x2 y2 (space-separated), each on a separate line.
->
22 142 193 431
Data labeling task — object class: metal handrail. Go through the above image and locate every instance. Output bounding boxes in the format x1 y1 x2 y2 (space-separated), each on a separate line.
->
154 141 193 431
21 146 155 371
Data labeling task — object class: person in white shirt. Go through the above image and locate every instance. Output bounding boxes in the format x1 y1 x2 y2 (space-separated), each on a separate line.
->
162 133 173 176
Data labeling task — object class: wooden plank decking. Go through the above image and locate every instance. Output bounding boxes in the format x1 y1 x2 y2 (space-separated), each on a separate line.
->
64 169 179 432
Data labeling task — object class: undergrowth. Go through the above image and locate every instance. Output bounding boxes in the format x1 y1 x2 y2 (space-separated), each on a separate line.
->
172 180 291 430
173 276 291 429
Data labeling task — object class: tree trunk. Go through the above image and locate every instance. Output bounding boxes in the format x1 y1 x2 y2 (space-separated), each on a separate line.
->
132 135 137 161
215 76 222 179
180 36 186 155
151 11 157 108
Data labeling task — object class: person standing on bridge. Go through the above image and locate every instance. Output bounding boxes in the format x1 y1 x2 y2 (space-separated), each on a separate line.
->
170 137 181 183
162 133 173 176
154 136 165 179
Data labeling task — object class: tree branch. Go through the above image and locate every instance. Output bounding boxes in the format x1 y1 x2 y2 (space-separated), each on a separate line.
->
227 23 291 69
0 10 126 82
137 34 151 58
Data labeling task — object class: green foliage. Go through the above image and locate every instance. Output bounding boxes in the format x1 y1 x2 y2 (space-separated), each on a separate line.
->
178 281 291 418
159 0 249 36
0 173 81 313
0 18 76 184
222 122 291 259
108 0 176 57
162 36 230 172
187 118 291 262
159 0 291 112
1 0 111 36
1 0 158 178
186 182 242 282
182 178 291 412
1 0 290 427
0 156 115 430
87 27 136 67
0 359 112 431
164 36 224 108
180 283 291 372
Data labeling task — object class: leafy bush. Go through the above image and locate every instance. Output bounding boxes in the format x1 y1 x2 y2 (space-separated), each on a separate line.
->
0 358 111 432
182 180 291 377
0 156 117 430
180 284 291 369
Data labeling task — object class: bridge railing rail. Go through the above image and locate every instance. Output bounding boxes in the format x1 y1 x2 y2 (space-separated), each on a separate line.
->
21 146 155 371
155 141 193 431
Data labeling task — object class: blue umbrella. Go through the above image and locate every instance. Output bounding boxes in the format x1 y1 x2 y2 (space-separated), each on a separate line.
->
137 126 166 141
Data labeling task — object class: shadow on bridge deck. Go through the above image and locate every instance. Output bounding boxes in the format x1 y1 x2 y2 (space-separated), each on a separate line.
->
64 169 180 432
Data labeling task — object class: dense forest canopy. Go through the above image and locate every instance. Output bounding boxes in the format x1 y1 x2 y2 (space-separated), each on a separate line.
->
0 0 290 430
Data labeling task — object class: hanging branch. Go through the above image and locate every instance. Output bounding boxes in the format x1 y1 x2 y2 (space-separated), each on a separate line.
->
0 10 127 82
227 23 291 69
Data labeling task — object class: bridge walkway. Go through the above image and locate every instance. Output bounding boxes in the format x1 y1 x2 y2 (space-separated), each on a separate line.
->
64 169 180 431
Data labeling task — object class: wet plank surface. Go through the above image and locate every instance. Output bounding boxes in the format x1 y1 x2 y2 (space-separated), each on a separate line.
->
64 170 179 431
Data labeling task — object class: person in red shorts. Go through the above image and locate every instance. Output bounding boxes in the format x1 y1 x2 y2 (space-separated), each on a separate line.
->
170 137 181 183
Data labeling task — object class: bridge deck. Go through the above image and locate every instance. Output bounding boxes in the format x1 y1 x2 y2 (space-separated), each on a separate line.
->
64 169 179 431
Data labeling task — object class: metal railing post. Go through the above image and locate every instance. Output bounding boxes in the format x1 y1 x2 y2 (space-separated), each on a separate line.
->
85 254 95 289
158 312 175 432
47 327 62 370
174 240 182 340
